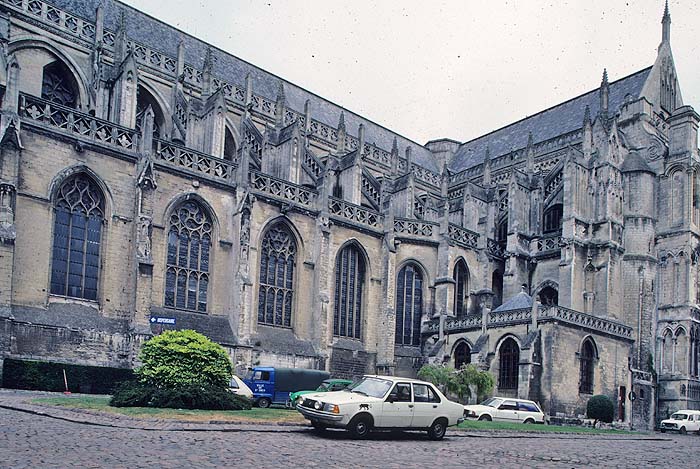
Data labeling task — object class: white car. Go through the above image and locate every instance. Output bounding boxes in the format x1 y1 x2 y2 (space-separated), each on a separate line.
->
659 410 700 434
464 397 545 424
228 375 253 399
296 375 465 440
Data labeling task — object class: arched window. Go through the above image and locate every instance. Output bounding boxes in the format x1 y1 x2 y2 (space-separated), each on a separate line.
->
164 200 212 312
542 203 563 234
579 339 595 394
333 244 365 339
395 263 423 346
136 85 163 139
496 219 508 250
675 328 688 375
499 338 519 390
42 60 78 108
492 271 504 308
539 286 558 306
257 223 297 327
453 260 469 316
50 174 104 300
224 128 237 161
454 342 471 369
662 329 673 373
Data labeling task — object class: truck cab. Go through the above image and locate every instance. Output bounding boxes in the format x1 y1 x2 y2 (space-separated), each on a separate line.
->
243 366 330 408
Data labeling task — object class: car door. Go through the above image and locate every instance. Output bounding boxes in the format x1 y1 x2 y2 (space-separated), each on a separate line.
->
379 382 414 428
411 383 441 428
496 400 520 422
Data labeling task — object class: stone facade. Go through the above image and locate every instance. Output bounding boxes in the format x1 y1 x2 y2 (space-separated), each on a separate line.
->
0 0 697 430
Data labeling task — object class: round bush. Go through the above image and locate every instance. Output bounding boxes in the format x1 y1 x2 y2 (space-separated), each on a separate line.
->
586 394 614 424
136 330 232 389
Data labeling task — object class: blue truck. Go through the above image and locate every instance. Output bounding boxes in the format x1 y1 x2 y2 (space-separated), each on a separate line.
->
243 366 330 408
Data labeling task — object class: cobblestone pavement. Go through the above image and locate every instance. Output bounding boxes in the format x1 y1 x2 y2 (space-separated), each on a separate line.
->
1 405 699 469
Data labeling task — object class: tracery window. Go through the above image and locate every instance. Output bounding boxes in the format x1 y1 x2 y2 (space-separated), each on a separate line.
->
579 339 596 394
50 174 104 300
499 338 519 390
395 263 423 346
539 286 558 306
542 204 563 234
453 260 469 316
333 244 365 339
164 201 212 312
454 342 471 369
135 86 163 139
41 61 78 108
257 223 297 327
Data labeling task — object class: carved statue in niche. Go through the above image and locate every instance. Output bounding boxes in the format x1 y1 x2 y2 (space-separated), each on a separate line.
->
0 183 15 229
136 215 152 261
240 208 251 259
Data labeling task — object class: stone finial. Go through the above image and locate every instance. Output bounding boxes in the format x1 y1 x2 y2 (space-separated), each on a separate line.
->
358 123 365 157
337 111 346 153
275 81 285 127
95 2 105 46
405 146 413 173
303 99 311 134
583 105 591 126
599 68 609 117
526 132 535 174
115 9 128 62
482 146 492 185
176 40 185 79
202 47 215 97
244 73 253 118
662 0 671 44
390 137 399 177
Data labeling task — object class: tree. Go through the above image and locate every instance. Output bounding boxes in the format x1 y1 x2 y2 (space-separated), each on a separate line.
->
586 394 614 426
417 364 495 403
136 329 232 389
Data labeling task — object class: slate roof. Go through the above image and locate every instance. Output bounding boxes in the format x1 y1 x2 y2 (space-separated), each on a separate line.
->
492 290 533 313
49 0 439 172
450 67 653 173
620 151 654 173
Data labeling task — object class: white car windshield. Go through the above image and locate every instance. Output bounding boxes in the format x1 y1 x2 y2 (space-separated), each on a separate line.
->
480 397 504 408
347 377 393 398
671 413 688 420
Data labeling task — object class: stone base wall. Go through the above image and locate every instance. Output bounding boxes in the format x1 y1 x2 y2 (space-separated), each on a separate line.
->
330 347 376 379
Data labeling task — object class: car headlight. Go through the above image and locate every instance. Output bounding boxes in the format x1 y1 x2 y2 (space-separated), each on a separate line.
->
323 403 340 414
314 401 323 410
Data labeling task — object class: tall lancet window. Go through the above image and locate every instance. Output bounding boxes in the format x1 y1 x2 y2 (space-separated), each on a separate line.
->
164 201 212 312
50 174 104 300
395 263 423 346
257 223 297 327
333 244 365 339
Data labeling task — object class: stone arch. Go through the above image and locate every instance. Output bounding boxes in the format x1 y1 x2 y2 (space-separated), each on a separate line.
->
160 192 220 236
452 257 470 315
136 82 168 139
533 280 559 306
48 164 115 221
9 36 90 109
452 339 472 369
255 218 300 328
334 238 373 279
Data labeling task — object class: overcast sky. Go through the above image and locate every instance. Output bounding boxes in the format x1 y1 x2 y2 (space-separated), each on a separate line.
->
122 0 699 146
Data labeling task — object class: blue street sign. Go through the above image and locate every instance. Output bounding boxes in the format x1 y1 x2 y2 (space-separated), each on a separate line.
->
150 316 176 325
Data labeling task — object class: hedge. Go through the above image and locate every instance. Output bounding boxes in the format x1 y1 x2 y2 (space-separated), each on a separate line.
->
2 358 134 394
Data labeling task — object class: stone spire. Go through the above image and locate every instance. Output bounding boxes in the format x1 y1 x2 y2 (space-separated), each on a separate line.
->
525 132 535 174
599 68 609 119
275 81 285 127
358 123 365 158
482 146 491 185
390 137 399 177
202 47 214 98
662 0 671 45
337 111 346 153
405 146 413 174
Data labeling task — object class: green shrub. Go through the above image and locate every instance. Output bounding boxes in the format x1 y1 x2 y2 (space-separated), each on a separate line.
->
136 330 232 389
110 381 251 410
586 394 614 425
2 358 134 394
417 363 495 402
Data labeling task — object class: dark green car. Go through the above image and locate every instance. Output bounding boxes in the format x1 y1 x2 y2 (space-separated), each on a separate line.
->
288 379 353 407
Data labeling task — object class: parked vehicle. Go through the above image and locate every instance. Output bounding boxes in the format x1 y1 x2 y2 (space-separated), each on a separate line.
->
659 410 700 434
228 375 253 399
243 366 330 408
296 375 465 440
288 379 353 407
464 397 545 424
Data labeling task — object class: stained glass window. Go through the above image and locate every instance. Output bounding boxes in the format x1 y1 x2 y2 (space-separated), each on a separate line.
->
579 339 595 394
164 201 212 312
453 260 469 316
41 61 78 108
333 244 365 339
395 263 423 346
50 175 104 300
257 223 297 327
499 338 520 390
